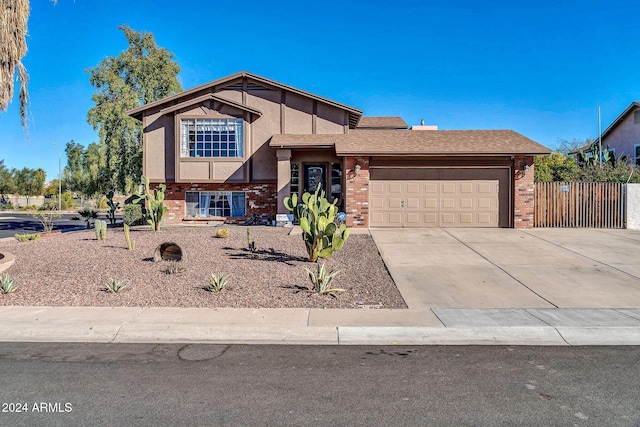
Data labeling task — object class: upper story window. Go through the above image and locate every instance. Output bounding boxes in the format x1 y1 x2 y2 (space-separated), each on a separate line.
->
180 118 243 158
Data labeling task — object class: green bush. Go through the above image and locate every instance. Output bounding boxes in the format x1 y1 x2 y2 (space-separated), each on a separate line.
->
122 203 144 226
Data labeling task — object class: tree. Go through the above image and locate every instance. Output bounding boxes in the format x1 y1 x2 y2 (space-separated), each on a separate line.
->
13 167 46 204
0 0 30 128
87 26 181 193
63 140 88 194
534 152 579 182
0 160 16 194
1 0 59 129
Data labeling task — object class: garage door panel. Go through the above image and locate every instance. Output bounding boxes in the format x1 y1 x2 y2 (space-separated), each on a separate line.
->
460 198 473 209
441 198 456 209
388 182 402 194
406 197 420 209
406 182 420 194
405 212 420 225
388 197 403 209
459 213 474 224
424 197 438 209
388 212 402 225
370 196 385 209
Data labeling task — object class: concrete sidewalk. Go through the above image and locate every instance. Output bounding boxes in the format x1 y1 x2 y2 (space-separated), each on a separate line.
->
2 306 640 346
3 227 640 346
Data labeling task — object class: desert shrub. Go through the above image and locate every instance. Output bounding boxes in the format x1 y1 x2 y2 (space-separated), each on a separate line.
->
216 228 230 238
164 261 184 275
122 203 144 226
32 210 61 233
14 233 40 242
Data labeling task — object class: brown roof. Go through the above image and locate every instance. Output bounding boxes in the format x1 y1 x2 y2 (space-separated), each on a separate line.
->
128 71 363 127
356 116 408 129
270 129 551 156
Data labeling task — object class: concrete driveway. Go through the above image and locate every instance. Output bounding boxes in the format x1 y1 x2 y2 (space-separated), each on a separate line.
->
370 228 640 309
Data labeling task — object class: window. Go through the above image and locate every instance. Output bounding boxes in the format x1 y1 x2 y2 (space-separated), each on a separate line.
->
180 118 243 158
635 145 640 166
185 191 246 217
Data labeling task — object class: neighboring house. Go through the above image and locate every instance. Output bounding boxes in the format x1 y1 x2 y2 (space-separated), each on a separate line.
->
579 101 640 165
128 71 550 229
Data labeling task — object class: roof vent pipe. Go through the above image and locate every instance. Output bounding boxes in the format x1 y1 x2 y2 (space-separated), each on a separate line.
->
420 119 425 126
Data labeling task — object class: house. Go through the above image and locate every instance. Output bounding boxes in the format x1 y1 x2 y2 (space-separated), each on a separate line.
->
581 101 640 165
127 71 550 229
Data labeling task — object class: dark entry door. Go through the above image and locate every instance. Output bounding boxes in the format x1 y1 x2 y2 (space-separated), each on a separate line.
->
304 164 326 193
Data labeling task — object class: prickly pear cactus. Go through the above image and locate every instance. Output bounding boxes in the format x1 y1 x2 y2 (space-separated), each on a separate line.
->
284 184 350 262
133 176 168 231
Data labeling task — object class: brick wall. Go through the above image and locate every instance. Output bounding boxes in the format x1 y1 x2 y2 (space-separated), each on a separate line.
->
158 182 277 224
344 156 370 228
513 156 535 228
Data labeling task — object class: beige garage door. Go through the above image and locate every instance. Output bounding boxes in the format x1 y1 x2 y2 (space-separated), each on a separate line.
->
370 180 499 227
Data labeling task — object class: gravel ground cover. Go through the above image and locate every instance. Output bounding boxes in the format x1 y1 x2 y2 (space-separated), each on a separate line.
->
0 225 406 309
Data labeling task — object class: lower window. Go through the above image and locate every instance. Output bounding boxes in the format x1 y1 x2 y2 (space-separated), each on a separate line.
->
185 191 246 217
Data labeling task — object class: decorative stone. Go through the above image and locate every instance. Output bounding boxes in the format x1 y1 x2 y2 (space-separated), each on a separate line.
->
153 242 184 262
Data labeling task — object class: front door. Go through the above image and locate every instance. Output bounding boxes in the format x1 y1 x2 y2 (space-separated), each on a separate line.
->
304 164 326 193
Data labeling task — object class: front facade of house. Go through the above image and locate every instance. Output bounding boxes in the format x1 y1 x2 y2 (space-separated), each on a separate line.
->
596 101 640 165
128 71 550 229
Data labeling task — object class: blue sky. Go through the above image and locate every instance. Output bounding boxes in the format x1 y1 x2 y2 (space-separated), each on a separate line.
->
1 0 639 181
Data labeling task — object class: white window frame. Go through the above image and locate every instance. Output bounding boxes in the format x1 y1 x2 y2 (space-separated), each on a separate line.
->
185 191 246 218
180 118 243 158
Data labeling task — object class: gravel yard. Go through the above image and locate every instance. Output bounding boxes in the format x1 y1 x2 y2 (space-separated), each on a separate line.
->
0 225 406 309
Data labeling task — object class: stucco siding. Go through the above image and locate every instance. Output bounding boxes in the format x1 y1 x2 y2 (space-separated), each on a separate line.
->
285 92 313 134
144 112 172 181
627 184 640 230
179 161 210 180
215 88 243 103
316 103 347 134
603 107 640 160
247 89 281 181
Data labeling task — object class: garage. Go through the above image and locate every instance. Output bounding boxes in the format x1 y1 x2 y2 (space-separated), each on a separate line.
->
369 168 510 228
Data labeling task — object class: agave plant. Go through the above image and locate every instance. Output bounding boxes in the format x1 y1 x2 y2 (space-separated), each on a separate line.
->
205 273 229 293
304 262 343 297
0 274 18 294
104 278 127 293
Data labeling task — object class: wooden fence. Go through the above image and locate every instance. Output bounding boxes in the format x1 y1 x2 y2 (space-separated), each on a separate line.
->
534 182 626 228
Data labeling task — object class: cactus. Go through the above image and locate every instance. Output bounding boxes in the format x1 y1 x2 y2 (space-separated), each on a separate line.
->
247 227 257 252
105 190 120 225
216 228 230 238
124 224 135 250
284 184 350 262
133 176 168 231
95 219 107 240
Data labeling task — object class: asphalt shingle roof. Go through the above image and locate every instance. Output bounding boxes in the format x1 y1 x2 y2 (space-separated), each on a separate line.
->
270 129 551 155
356 116 408 129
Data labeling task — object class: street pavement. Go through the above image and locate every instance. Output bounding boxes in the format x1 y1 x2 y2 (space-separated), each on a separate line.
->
2 227 640 345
